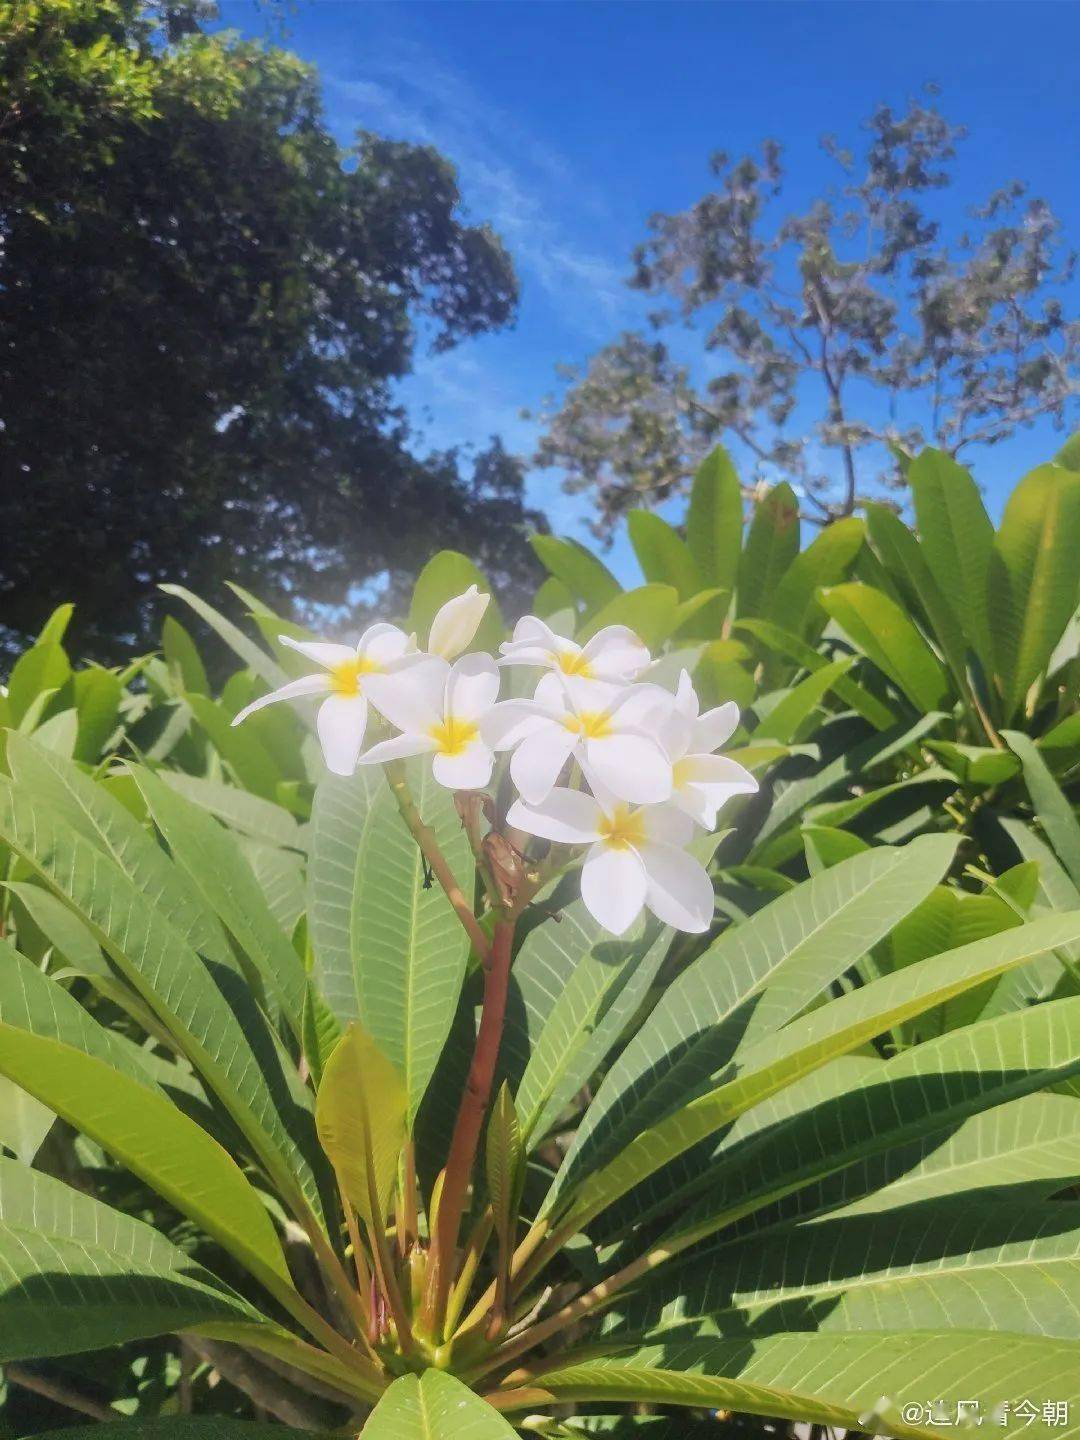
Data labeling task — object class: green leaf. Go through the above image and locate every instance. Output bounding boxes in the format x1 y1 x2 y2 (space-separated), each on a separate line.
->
686 446 743 597
302 982 342 1089
627 512 701 599
131 765 307 1035
158 771 301 848
185 692 282 799
72 667 122 762
364 1370 517 1438
3 881 107 973
0 777 331 1234
578 585 679 650
162 615 211 695
5 642 71 725
408 551 504 655
36 602 74 648
0 1023 292 1293
315 1021 407 1232
736 483 800 620
0 1158 265 1361
535 1333 1080 1437
864 501 971 701
561 910 1080 1230
487 1082 524 1250
671 992 1080 1247
160 585 288 689
613 1200 1080 1343
1003 729 1080 888
553 838 954 1206
751 659 852 744
512 908 670 1145
735 617 896 730
767 516 864 641
530 535 621 612
909 448 995 676
989 463 1080 717
311 761 473 1121
754 711 945 847
5 735 235 971
818 582 951 711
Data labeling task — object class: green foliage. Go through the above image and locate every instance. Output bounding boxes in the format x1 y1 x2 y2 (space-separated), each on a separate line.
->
0 1 540 662
0 439 1078 1436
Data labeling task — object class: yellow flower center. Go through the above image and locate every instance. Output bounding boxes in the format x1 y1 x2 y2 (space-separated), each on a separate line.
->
563 709 612 739
329 655 382 696
672 757 692 789
597 804 646 850
557 649 594 678
428 716 479 756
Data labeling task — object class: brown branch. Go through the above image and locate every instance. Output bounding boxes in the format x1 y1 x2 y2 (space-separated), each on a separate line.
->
184 1339 348 1429
384 762 491 959
422 915 515 1337
4 1365 116 1421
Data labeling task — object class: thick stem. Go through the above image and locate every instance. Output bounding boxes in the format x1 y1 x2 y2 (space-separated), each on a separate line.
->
422 915 515 1337
384 762 491 959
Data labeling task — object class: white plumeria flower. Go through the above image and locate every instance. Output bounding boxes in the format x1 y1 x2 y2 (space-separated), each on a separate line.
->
427 585 490 660
499 616 649 682
660 670 759 828
361 653 500 790
507 786 714 936
231 624 416 777
482 672 675 807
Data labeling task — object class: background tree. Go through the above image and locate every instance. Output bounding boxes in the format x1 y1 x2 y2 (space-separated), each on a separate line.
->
535 96 1079 535
0 0 543 662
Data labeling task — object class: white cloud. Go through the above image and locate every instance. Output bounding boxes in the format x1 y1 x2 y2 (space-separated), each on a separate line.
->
326 54 629 331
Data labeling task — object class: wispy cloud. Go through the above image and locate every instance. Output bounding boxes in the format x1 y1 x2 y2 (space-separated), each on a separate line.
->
327 51 629 330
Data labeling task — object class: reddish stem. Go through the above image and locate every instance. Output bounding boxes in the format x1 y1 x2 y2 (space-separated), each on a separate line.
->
423 915 515 1337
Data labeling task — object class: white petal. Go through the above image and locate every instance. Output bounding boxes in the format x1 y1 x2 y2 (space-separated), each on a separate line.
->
480 701 552 751
358 622 414 666
510 725 578 804
446 652 501 722
694 701 741 754
231 673 330 725
507 788 602 845
432 740 494 790
580 625 650 679
608 681 677 730
641 803 697 847
680 753 758 794
584 732 673 804
428 585 490 660
279 635 357 669
670 785 714 829
506 615 560 649
498 644 562 670
580 842 647 936
533 671 572 711
316 694 369 776
560 672 623 716
675 668 700 719
364 657 448 733
638 841 714 933
359 733 437 765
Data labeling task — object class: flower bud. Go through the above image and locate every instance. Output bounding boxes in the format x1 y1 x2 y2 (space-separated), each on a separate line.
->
427 584 490 659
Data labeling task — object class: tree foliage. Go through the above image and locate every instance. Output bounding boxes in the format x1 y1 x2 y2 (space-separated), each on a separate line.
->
536 96 1079 534
0 0 542 661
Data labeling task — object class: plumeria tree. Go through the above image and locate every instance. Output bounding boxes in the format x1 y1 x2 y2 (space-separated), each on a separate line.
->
1 553 1079 1437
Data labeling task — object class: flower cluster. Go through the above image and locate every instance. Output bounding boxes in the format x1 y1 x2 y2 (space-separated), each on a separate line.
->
234 588 757 936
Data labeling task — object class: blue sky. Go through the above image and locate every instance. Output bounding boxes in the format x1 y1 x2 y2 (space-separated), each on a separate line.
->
216 0 1079 583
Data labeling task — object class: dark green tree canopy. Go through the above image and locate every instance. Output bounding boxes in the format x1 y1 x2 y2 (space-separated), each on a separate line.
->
535 97 1079 535
0 0 541 661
